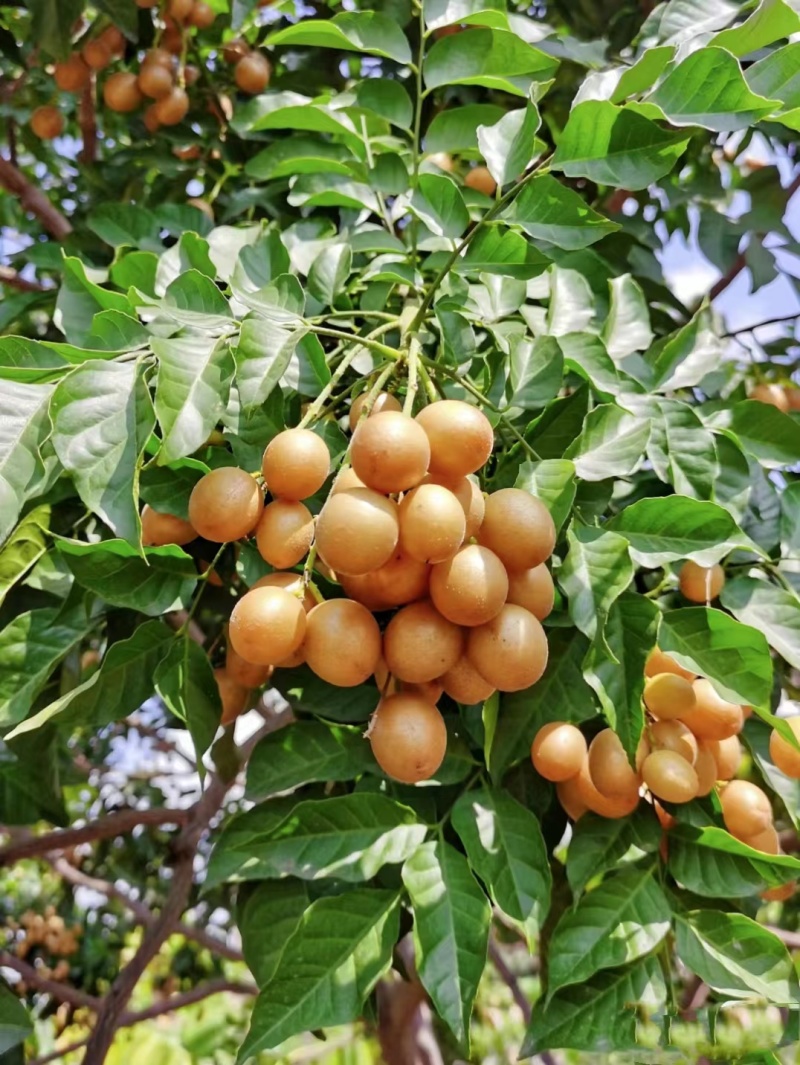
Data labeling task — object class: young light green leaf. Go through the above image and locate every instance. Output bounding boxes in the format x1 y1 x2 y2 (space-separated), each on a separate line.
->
713 0 800 57
601 275 653 358
423 28 558 96
154 636 222 767
411 174 469 239
425 104 506 153
402 840 491 1050
477 103 541 187
514 459 576 533
725 399 800 469
507 335 563 410
307 243 352 307
237 880 311 987
0 381 56 545
565 404 650 481
607 496 745 566
246 721 377 800
505 174 620 250
0 506 49 605
267 12 412 64
566 808 662 897
234 318 308 411
559 523 634 640
720 577 800 671
668 825 800 897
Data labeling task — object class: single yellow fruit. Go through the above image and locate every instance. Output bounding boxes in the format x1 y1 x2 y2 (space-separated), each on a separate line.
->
314 488 399 576
368 693 447 783
262 428 330 501
303 599 381 687
415 400 494 479
235 52 271 93
681 679 743 741
54 54 91 92
720 779 773 838
228 586 306 666
769 718 800 778
643 673 696 721
188 467 263 542
531 722 586 782
398 484 466 564
649 720 698 765
464 166 497 196
440 655 495 705
588 729 640 799
429 544 508 626
506 564 554 620
705 735 742 780
383 600 463 684
478 488 555 570
576 756 639 818
141 504 196 547
466 604 548 692
349 391 401 432
678 560 725 602
254 500 314 569
31 106 64 140
103 72 143 112
351 411 431 494
642 749 698 804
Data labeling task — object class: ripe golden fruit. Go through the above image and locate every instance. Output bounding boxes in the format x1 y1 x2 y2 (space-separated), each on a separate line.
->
330 467 366 495
785 387 800 411
531 722 586 782
465 166 497 196
650 720 698 765
678 560 725 602
143 47 176 69
143 104 161 133
162 26 184 53
54 54 90 92
315 488 399 576
154 87 190 125
351 411 431 494
769 718 800 778
222 38 250 63
643 673 696 721
506 564 554 621
383 600 463 683
349 391 402 432
340 549 429 610
762 881 796 902
576 757 639 818
252 571 316 612
415 400 493 479
82 39 112 70
588 729 640 799
273 645 305 669
478 488 555 571
681 679 743 741
235 53 271 94
262 428 330 501
642 749 698 804
720 780 773 837
103 72 143 112
138 62 174 99
645 647 696 681
740 824 780 854
440 655 495 705
369 693 448 784
557 774 588 820
226 643 273 689
467 603 548 692
168 0 194 19
424 474 484 539
141 504 196 547
229 586 306 666
429 544 508 626
255 500 314 569
303 599 381 687
692 743 718 796
705 735 742 780
184 64 200 86
398 484 466 564
215 667 249 726
751 383 790 412
190 0 216 27
31 106 64 140
100 26 126 55
188 467 263 542
427 151 454 172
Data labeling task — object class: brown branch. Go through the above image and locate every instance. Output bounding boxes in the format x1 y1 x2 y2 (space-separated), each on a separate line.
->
766 924 800 949
0 156 73 240
119 978 256 1025
487 940 531 1024
0 952 101 1011
0 807 191 865
0 265 51 293
31 1038 90 1065
78 75 97 165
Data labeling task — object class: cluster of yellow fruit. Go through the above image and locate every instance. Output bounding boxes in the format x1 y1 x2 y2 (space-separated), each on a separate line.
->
8 908 81 984
751 382 800 413
142 397 557 784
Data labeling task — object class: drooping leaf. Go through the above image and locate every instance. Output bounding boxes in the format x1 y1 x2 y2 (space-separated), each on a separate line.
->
477 103 541 187
237 880 311 987
566 808 662 897
559 523 633 640
505 175 620 250
411 174 469 239
601 275 654 358
720 577 800 671
668 825 800 897
0 381 56 545
507 335 564 410
565 404 650 481
246 721 377 800
267 12 412 63
154 636 222 767
607 496 746 566
725 399 800 469
234 318 308 412
307 243 353 307
0 505 49 606
423 28 558 96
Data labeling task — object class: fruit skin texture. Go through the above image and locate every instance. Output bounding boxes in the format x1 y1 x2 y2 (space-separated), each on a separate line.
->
588 729 640 799
467 603 548 692
262 428 330 501
235 53 271 93
740 824 780 854
531 722 586 782
215 667 249 726
693 745 717 796
642 749 698 803
190 1 216 27
649 720 698 765
103 72 143 112
351 412 431 494
429 544 508 626
465 166 497 196
349 391 401 432
253 571 316 612
679 560 725 602
54 54 91 92
330 468 366 495
415 400 493 479
751 383 790 412
226 643 273 689
576 757 639 818
478 488 555 571
154 87 190 125
303 599 381 687
643 673 696 721
440 655 495 705
368 693 447 783
557 774 588 820
141 504 196 547
770 718 800 778
188 467 263 542
398 483 466 564
31 106 64 140
255 500 314 569
645 647 695 681
82 39 112 70
315 488 399 577
229 586 306 666
340 549 429 611
383 600 463 684
424 474 484 539
705 735 742 780
681 679 743 741
720 779 773 838
138 62 174 99
506 564 554 621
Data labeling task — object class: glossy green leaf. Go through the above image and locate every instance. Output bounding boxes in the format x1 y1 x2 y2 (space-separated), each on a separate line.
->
746 42 800 111
88 205 163 253
713 0 800 57
350 78 413 128
668 825 800 897
246 721 376 800
267 12 412 63
234 318 308 411
424 0 508 29
245 137 353 181
557 332 642 398
720 577 800 671
545 265 595 337
505 174 620 250
607 496 745 566
601 275 653 358
726 399 800 468
411 174 469 239
514 459 576 533
650 308 722 390
55 258 131 346
24 0 82 57
565 404 650 481
744 717 800 832
0 381 56 545
237 880 311 987
566 808 662 897
0 505 49 606
154 636 222 766
424 28 558 96
560 523 633 640
648 398 716 499
139 460 207 522
0 981 32 1055
477 103 541 187
425 104 506 153
307 243 352 307
271 665 379 723
507 335 563 410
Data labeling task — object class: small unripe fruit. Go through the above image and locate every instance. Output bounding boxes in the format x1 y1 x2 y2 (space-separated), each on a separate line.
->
303 598 381 687
415 400 493 479
31 106 64 140
705 735 742 780
649 719 698 765
262 429 330 501
351 411 431 494
188 467 263 542
589 729 640 799
531 722 586 782
190 1 216 28
226 643 273 689
228 586 306 666
679 560 725 602
506 564 554 621
751 383 790 412
770 718 800 778
154 87 190 125
643 673 696 721
315 488 399 576
464 166 497 196
54 54 91 92
642 749 698 804
681 679 743 741
141 504 196 547
340 549 429 611
138 62 174 99
440 655 495 705
103 72 143 112
369 693 447 783
467 604 548 692
82 39 112 70
721 779 773 837
215 667 249 726
255 500 314 570
576 756 639 818
478 488 555 571
235 52 271 94
429 544 508 626
645 647 696 682
349 391 401 432
383 600 463 684
168 0 194 20
399 484 466 564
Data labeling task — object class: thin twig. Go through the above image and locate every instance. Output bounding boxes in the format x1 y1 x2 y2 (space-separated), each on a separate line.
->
119 978 256 1024
0 952 101 1010
765 924 800 949
31 1038 89 1065
723 313 799 337
0 265 50 292
488 940 531 1023
0 156 73 239
78 75 97 165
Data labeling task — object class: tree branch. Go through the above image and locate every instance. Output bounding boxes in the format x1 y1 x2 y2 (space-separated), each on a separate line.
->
78 76 97 165
31 1038 90 1065
0 952 101 1011
0 156 73 240
119 978 256 1026
723 312 799 337
487 940 531 1024
0 265 51 293
0 807 191 865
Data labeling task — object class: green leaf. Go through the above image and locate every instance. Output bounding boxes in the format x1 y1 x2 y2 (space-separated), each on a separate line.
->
7 620 173 739
24 0 83 58
350 79 414 128
139 459 207 522
584 594 659 761
566 808 661 897
452 786 551 946
55 258 131 346
307 243 352 306
552 102 690 189
57 539 197 617
651 308 721 390
267 12 412 63
0 381 55 545
239 889 401 1060
713 0 800 57
152 336 234 464
746 42 800 110
505 174 620 250
245 137 353 181
658 606 773 707
610 45 675 101
675 909 800 1004
607 496 745 566
547 864 670 996
648 46 779 131
51 361 155 544
161 270 233 332
725 399 800 469
237 880 310 987
522 956 665 1055
411 174 469 239
0 505 49 606
402 840 491 1050
490 628 596 780
514 459 576 533
565 404 650 481
426 104 506 153
423 28 558 97
154 637 222 766
559 523 633 640
507 335 563 410
87 205 162 253
234 318 308 411
744 717 800 832
424 0 509 30
557 332 642 397
720 578 800 671
271 664 380 724
647 398 716 500
246 721 376 800
477 104 541 187
0 336 70 385
545 265 595 337
206 793 426 886
668 825 800 897
601 275 653 358
458 226 550 278
0 981 32 1054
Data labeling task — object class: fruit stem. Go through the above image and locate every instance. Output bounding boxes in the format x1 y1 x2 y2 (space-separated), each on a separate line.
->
417 359 439 403
179 543 225 634
302 543 318 588
403 338 420 415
